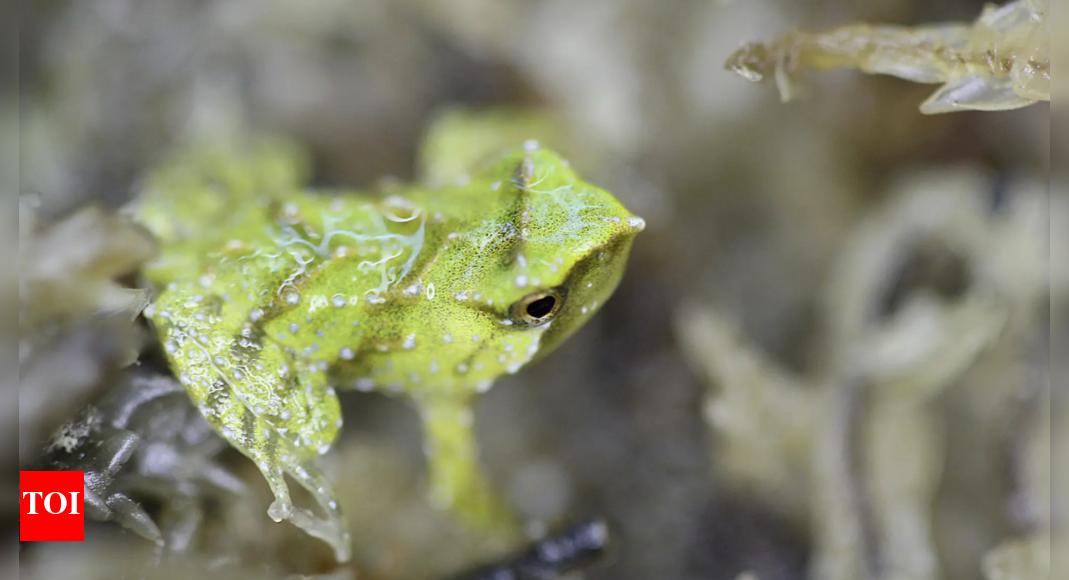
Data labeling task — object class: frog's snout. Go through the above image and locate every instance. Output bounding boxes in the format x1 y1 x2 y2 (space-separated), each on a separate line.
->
625 216 646 232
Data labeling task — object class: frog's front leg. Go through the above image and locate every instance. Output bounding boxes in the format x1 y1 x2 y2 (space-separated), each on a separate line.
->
251 366 351 563
155 304 350 561
417 394 518 536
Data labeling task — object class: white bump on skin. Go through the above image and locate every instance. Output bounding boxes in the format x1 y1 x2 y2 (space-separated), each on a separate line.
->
443 333 453 344
199 275 213 288
403 334 417 350
515 274 528 288
339 347 355 360
476 379 493 393
523 139 539 152
332 295 347 308
403 284 422 297
456 363 469 374
472 334 481 343
355 378 375 392
285 292 300 305
377 344 389 352
627 216 646 230
490 181 502 191
426 283 436 299
250 308 263 321
429 360 440 374
289 323 300 333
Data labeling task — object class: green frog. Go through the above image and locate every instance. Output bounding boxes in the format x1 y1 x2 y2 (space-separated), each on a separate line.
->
133 127 644 562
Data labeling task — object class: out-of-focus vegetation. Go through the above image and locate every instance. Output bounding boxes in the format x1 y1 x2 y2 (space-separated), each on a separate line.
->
17 1 1053 579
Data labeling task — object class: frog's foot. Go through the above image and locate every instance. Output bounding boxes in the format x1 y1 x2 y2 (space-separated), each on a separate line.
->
255 446 352 563
419 395 520 538
284 454 352 562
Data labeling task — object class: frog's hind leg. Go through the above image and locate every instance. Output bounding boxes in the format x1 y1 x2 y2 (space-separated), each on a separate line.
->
134 137 309 250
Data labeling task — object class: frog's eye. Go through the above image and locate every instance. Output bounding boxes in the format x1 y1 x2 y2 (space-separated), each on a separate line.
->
510 288 565 327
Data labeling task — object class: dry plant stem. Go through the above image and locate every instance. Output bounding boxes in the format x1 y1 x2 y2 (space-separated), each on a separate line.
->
726 0 1050 113
999 323 1049 535
840 378 882 579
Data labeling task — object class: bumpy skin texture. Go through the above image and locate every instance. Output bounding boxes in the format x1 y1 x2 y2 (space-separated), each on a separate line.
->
134 136 644 562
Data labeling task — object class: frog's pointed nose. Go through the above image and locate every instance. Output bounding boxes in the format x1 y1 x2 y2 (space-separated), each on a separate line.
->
626 216 646 232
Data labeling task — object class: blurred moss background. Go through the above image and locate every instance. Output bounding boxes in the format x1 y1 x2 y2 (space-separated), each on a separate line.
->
17 1 1052 579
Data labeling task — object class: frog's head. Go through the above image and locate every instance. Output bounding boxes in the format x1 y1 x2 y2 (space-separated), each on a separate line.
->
430 145 644 377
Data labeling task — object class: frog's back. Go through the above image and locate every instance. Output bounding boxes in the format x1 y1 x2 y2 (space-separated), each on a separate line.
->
135 138 311 287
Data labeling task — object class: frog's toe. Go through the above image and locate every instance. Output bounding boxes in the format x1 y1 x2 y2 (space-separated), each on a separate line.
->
267 498 295 522
285 504 352 563
281 455 351 562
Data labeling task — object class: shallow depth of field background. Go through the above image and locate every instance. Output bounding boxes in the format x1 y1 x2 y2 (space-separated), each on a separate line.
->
17 1 1053 579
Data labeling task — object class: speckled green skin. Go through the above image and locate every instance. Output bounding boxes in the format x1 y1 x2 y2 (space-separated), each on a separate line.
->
134 136 644 561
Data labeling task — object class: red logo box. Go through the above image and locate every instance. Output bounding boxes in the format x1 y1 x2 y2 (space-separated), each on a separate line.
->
20 471 85 541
